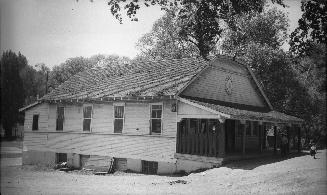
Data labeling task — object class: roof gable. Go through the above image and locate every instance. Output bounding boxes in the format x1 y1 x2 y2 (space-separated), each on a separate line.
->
179 56 272 111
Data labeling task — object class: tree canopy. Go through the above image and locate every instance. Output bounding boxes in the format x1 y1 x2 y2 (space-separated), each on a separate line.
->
289 0 327 56
108 0 285 59
1 51 26 138
135 9 199 60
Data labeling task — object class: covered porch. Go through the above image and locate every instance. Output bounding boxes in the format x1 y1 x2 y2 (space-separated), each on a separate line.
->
175 97 304 163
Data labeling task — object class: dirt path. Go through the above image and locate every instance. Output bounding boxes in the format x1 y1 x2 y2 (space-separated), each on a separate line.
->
1 148 326 194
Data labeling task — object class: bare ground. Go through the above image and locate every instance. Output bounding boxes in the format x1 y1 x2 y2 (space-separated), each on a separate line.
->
1 141 326 195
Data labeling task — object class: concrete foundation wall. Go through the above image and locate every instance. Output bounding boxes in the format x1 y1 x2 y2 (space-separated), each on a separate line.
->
176 159 214 173
23 150 215 174
23 150 56 167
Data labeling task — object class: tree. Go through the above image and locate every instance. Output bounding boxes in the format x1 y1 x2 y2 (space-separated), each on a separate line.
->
48 54 131 90
221 8 289 57
0 51 26 138
135 9 199 60
108 0 285 59
289 0 327 56
292 43 326 141
20 63 50 105
48 56 93 90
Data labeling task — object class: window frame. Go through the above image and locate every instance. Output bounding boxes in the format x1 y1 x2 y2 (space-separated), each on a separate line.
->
113 103 125 133
32 114 39 131
56 105 65 131
82 104 93 132
150 103 163 135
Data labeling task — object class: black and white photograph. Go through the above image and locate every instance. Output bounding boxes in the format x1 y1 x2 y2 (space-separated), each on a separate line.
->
0 0 326 194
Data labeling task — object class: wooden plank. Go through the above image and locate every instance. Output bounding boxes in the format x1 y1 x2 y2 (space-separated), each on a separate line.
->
274 125 277 154
297 126 301 153
218 121 225 157
176 122 180 153
242 123 246 155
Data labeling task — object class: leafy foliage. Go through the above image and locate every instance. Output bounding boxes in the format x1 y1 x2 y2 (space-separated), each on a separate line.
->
289 0 327 56
135 9 199 60
20 63 50 105
48 54 131 90
221 8 289 57
108 0 285 59
0 51 26 137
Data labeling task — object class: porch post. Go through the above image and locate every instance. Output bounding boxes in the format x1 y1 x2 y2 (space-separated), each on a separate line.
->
259 121 263 152
176 122 180 153
274 125 277 155
218 119 225 157
286 124 291 154
240 120 246 155
297 125 301 153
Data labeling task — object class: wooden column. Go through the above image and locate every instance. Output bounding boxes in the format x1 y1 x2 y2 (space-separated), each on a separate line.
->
240 120 246 155
263 124 267 149
259 121 263 152
274 125 277 155
297 125 301 153
218 119 225 157
286 124 291 154
176 122 180 153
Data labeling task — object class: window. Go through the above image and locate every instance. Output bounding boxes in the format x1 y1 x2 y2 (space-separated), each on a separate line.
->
114 105 124 133
246 121 251 136
32 114 39 131
141 160 158 174
83 105 92 131
150 104 162 134
56 153 67 163
56 106 64 131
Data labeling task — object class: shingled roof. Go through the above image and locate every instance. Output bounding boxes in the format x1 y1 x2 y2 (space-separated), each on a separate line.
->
42 57 209 101
179 97 303 123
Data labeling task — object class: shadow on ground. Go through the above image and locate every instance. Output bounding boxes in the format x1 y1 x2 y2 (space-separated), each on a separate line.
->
223 151 310 170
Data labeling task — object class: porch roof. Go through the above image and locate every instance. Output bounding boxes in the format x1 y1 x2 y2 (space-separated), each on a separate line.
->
179 97 303 124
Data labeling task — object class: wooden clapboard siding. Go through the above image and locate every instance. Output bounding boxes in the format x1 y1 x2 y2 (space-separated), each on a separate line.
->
124 102 150 135
24 103 49 132
92 104 112 133
24 132 176 162
162 100 177 136
181 59 266 108
177 101 217 118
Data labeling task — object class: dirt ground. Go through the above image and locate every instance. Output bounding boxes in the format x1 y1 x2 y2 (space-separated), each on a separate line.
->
1 141 326 195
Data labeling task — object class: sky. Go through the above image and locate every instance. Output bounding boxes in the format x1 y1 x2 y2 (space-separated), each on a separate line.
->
0 0 302 69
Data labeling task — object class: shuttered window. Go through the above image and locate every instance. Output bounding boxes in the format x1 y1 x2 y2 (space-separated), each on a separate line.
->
56 106 64 131
83 105 92 131
32 114 39 131
141 160 158 174
150 104 162 134
114 106 124 133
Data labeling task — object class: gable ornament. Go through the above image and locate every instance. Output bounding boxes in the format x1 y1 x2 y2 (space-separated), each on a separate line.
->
225 75 233 95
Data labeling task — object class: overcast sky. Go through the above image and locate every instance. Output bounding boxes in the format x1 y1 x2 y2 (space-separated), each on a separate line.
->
0 0 302 68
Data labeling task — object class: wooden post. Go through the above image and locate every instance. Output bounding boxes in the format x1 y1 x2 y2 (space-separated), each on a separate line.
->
259 122 263 152
240 120 246 155
297 125 301 153
186 119 191 154
286 125 290 154
263 124 267 150
176 122 180 153
218 119 225 157
274 125 277 155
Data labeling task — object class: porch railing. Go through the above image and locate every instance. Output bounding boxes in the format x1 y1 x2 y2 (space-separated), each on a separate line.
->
176 125 219 157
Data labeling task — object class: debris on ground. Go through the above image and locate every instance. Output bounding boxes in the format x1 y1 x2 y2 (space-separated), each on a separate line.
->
168 180 188 185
